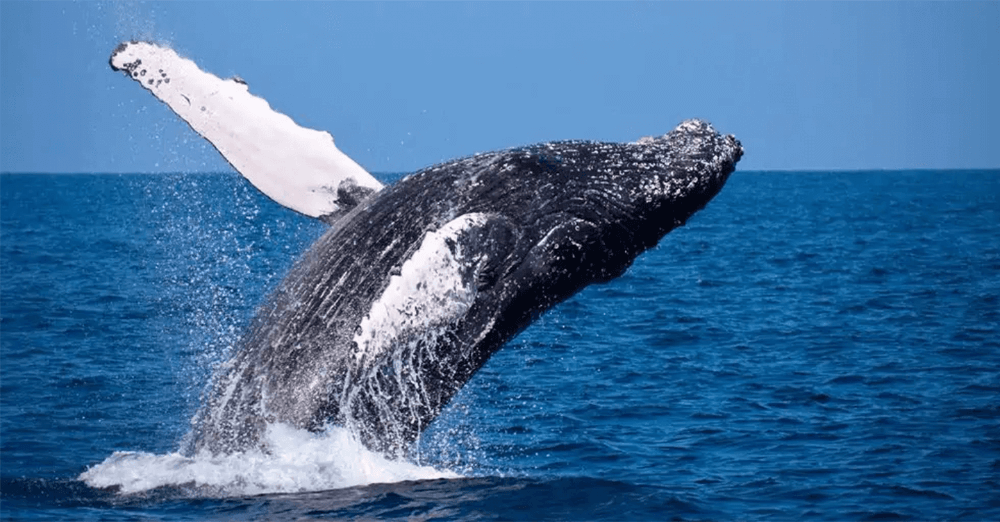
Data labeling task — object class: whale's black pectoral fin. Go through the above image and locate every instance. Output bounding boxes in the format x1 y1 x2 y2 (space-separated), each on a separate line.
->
462 215 519 291
517 217 604 294
427 213 519 293
490 216 604 324
109 41 384 221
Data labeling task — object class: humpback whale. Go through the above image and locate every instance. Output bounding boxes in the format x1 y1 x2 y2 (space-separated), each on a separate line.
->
110 42 743 458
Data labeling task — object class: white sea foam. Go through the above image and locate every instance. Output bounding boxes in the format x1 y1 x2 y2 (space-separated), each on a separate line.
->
79 423 458 496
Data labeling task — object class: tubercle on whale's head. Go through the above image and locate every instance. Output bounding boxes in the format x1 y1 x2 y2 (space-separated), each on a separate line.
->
640 119 744 164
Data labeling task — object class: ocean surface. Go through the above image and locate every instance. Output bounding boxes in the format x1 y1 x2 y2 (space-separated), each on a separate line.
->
1 170 998 521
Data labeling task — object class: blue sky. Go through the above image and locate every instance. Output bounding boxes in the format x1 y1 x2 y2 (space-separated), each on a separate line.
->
1 1 997 173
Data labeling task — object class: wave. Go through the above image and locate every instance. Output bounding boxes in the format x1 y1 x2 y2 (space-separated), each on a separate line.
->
79 423 458 496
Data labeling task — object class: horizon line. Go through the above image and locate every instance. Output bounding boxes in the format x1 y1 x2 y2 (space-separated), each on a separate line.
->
2 168 999 176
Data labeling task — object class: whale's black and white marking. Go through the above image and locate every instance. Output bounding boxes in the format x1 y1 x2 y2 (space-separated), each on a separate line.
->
110 42 743 457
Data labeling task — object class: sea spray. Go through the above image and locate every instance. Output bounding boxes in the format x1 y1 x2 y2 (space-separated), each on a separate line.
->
79 422 458 495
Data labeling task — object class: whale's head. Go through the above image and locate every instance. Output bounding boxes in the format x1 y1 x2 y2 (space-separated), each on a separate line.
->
451 119 743 298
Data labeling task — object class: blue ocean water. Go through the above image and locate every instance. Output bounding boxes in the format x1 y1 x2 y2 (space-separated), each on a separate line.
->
1 170 998 520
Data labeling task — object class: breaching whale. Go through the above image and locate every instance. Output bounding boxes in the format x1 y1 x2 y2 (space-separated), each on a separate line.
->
110 42 743 458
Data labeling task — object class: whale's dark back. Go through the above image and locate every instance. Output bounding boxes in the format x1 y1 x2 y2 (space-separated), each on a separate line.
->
191 121 742 457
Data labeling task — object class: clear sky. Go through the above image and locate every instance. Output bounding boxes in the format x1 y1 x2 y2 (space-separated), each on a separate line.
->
1 1 997 174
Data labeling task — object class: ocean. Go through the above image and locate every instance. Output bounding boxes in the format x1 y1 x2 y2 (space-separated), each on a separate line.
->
1 170 998 520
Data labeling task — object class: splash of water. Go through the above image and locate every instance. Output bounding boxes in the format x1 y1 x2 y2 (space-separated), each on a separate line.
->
79 423 458 495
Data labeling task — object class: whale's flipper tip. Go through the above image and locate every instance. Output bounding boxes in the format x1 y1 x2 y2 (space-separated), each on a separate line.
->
109 42 131 69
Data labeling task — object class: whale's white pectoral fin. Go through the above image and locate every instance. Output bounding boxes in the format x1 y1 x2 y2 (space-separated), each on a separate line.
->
109 41 384 220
